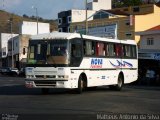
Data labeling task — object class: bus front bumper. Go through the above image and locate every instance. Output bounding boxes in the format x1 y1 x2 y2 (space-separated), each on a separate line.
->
25 78 74 89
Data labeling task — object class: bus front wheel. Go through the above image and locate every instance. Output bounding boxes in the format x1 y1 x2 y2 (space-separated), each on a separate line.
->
77 75 84 94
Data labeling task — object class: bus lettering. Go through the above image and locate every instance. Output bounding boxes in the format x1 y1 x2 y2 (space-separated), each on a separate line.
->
91 58 103 68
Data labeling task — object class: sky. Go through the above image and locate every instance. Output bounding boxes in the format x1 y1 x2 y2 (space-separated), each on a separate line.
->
0 0 93 20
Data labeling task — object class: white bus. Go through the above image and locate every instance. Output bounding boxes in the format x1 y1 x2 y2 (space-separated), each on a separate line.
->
25 32 138 94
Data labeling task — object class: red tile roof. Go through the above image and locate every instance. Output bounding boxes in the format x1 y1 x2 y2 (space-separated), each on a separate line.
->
147 25 160 31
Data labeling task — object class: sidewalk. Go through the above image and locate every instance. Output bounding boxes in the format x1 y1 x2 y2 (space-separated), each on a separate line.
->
126 85 160 91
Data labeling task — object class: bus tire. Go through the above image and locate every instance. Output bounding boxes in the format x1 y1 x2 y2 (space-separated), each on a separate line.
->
109 75 123 91
115 75 123 91
41 88 49 94
77 75 84 94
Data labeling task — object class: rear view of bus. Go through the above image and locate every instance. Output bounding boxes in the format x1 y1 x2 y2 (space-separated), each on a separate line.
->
25 32 138 94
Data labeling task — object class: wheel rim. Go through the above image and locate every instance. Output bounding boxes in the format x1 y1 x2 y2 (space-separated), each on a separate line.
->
118 77 122 87
81 80 84 89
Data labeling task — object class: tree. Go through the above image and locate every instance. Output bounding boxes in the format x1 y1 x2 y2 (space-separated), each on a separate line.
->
23 14 29 18
112 0 148 8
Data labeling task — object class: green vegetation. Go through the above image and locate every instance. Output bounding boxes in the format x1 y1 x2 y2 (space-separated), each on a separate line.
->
0 10 57 34
112 0 158 8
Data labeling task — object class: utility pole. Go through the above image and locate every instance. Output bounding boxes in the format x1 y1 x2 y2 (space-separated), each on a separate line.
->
85 0 88 35
32 6 39 34
9 17 14 68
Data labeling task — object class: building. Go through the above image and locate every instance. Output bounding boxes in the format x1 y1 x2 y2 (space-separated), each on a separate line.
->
136 25 160 85
0 33 18 67
69 4 160 42
58 9 96 32
70 10 134 40
8 35 30 69
87 0 111 11
58 0 112 33
137 25 160 61
0 21 50 68
20 21 50 35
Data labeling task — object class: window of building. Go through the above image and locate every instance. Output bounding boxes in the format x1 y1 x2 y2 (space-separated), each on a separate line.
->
133 7 139 12
126 32 132 38
125 20 130 26
123 8 128 11
68 16 71 23
93 12 109 19
147 38 154 45
58 18 62 25
62 17 67 24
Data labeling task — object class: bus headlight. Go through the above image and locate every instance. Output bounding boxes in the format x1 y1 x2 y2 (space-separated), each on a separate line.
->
26 75 34 78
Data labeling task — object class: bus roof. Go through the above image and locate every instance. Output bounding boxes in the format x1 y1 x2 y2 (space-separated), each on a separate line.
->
30 32 136 45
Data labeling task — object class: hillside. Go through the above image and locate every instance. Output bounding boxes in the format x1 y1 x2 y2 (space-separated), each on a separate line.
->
0 10 58 34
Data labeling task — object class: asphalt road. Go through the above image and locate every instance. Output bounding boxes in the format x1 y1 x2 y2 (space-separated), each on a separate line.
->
0 76 160 120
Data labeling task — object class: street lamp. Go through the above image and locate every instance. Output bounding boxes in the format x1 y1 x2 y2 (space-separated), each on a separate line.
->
8 17 14 68
32 6 39 34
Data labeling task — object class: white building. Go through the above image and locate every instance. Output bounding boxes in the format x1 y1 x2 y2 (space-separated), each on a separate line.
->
136 25 160 61
19 21 50 35
7 35 30 68
0 33 18 58
0 33 18 66
87 0 112 11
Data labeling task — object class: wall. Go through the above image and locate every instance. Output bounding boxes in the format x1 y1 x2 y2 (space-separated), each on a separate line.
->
70 16 135 40
20 21 50 35
87 0 111 11
0 33 18 58
140 33 160 50
135 5 160 43
72 10 96 23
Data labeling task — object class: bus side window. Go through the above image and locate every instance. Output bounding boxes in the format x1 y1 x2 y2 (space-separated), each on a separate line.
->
115 44 123 57
131 45 137 58
84 41 92 55
124 45 131 57
105 43 109 56
108 43 116 57
96 42 105 56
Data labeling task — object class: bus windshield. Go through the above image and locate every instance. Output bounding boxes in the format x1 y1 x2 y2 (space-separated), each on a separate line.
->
27 39 69 65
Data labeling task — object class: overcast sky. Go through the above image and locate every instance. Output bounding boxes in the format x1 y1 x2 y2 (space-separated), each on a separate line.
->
0 0 93 19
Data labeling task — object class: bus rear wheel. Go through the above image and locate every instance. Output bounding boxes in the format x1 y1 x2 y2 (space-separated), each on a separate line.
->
115 75 123 91
109 75 123 91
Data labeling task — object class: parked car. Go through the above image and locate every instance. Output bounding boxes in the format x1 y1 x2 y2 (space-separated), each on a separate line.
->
0 67 19 76
10 68 19 75
0 67 9 74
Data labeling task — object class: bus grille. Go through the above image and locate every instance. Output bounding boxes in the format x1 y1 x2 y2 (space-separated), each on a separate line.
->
34 80 56 87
